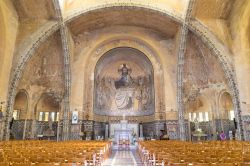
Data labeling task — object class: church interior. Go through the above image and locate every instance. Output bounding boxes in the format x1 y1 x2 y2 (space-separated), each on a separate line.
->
0 0 250 165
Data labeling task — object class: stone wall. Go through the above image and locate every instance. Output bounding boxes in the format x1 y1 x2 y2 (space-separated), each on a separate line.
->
36 121 58 140
11 120 33 140
93 121 106 139
70 123 81 140
242 115 250 141
142 120 180 140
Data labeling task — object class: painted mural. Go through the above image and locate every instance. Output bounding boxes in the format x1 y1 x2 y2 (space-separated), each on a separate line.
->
94 47 154 116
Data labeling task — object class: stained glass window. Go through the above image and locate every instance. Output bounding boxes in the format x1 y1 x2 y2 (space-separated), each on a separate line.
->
39 112 43 121
204 112 209 121
199 112 203 121
229 110 235 120
13 110 20 120
44 112 49 121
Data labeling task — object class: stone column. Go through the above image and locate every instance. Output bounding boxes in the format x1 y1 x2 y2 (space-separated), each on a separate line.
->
139 123 143 138
53 0 72 140
177 0 195 141
105 123 109 140
0 119 4 140
0 104 5 140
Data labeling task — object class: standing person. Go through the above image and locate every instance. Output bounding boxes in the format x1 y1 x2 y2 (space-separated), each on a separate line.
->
0 109 3 119
232 130 236 140
9 117 14 129
9 117 15 140
219 131 226 141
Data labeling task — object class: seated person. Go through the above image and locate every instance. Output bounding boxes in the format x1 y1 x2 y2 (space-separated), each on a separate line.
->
219 131 226 141
160 130 170 140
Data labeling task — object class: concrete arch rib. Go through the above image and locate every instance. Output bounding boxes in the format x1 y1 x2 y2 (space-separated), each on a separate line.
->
0 5 6 79
189 20 244 140
64 3 184 24
3 22 60 140
3 3 243 140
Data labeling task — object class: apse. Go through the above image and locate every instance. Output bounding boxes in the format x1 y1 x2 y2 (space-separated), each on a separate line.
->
94 47 154 117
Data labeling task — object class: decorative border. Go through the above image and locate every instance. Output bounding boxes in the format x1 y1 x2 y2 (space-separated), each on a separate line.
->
188 20 244 140
3 22 60 140
242 115 250 140
177 0 196 141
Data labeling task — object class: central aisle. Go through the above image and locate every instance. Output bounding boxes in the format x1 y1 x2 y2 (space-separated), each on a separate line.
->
103 147 143 166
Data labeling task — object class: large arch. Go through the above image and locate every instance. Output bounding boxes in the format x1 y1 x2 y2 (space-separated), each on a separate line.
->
80 37 168 122
219 91 234 120
30 92 61 140
230 0 250 122
63 0 187 19
2 23 60 140
12 90 29 140
3 4 243 139
0 0 18 103
186 95 213 141
188 22 244 139
217 91 236 138
93 47 155 117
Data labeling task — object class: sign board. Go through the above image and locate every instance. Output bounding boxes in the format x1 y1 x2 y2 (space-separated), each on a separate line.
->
72 111 78 124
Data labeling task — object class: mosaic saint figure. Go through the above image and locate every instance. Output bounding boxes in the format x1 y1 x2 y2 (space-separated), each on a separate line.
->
115 64 133 89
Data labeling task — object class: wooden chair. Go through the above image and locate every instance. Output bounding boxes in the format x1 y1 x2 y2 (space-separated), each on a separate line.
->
35 163 56 166
241 164 250 166
192 163 211 166
60 163 82 166
170 163 187 166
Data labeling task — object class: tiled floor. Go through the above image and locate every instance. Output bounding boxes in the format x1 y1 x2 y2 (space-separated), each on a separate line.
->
103 146 143 166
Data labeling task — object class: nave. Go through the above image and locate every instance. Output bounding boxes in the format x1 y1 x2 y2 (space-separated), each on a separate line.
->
103 148 143 166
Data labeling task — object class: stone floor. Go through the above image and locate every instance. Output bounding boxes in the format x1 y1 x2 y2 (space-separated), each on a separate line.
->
103 146 143 166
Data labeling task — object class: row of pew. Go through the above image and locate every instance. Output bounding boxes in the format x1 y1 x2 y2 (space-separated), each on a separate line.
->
138 140 250 166
0 140 111 166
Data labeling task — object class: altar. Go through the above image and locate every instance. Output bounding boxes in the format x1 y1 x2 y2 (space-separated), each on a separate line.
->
110 120 138 145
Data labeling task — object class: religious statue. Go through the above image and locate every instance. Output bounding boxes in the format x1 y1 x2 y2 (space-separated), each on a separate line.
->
194 118 201 132
131 130 137 145
192 117 207 141
43 115 55 138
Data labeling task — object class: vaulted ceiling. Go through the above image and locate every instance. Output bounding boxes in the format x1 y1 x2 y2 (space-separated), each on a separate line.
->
0 0 249 115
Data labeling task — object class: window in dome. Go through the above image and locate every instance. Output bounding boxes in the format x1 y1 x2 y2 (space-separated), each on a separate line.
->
229 110 235 121
44 112 49 121
38 112 43 121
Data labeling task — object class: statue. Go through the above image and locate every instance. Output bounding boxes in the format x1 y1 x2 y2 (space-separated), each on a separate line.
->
194 118 200 132
131 130 137 145
43 115 55 138
193 117 207 141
